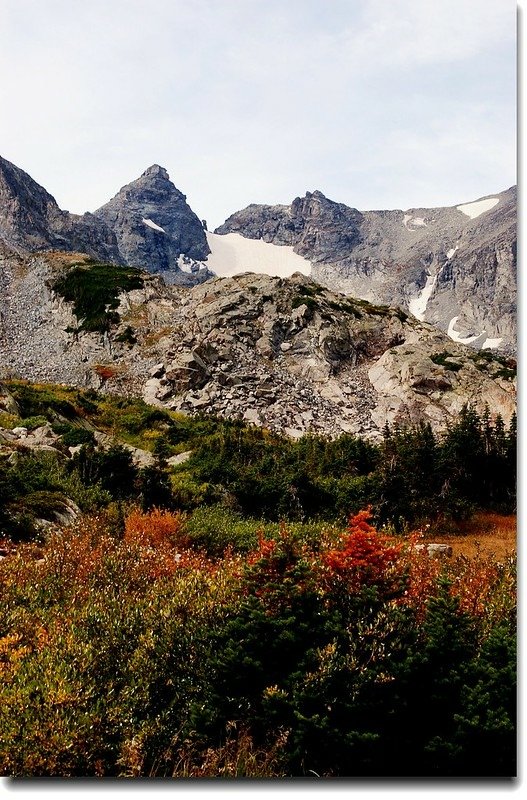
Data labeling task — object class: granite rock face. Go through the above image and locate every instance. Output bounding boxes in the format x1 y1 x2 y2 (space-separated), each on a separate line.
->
0 156 121 262
94 165 211 281
217 187 517 352
0 157 212 283
0 154 517 352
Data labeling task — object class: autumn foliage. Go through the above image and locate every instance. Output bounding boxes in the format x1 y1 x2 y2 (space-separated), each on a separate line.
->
323 508 403 592
0 506 516 778
123 507 186 549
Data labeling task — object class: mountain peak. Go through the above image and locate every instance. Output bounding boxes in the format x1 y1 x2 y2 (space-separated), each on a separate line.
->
141 164 170 180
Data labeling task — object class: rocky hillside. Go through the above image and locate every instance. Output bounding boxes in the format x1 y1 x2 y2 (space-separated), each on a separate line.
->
217 187 517 353
0 155 516 352
0 250 515 440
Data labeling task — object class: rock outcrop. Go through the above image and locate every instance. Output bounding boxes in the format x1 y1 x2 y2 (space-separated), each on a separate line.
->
0 157 212 284
0 251 516 440
94 165 212 283
1 155 516 352
0 155 121 262
216 186 517 353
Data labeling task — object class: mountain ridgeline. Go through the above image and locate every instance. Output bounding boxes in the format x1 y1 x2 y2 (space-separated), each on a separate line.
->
0 155 516 352
0 154 517 439
217 187 517 353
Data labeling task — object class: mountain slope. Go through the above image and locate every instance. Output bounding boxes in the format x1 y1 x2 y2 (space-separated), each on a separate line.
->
216 186 517 352
0 156 121 262
0 155 517 352
0 251 515 439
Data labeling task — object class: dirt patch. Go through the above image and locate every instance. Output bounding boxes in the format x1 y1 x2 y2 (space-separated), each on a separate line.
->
422 513 516 561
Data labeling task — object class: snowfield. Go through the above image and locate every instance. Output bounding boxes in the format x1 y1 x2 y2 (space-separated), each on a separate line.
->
447 316 482 345
205 232 311 278
481 336 503 350
456 198 499 219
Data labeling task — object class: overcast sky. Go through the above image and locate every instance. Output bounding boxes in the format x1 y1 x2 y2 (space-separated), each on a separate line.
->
0 0 517 229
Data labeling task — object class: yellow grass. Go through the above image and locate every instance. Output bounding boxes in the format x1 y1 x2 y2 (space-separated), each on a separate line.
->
424 512 516 560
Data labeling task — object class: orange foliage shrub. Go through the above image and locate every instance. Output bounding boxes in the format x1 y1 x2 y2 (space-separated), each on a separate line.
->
323 509 403 595
124 507 186 549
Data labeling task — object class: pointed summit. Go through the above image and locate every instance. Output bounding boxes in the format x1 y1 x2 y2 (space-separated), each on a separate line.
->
141 164 170 180
94 166 210 272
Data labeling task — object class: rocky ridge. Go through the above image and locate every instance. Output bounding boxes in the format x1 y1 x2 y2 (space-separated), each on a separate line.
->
94 165 212 284
0 250 515 440
0 156 121 262
1 155 516 352
216 187 517 353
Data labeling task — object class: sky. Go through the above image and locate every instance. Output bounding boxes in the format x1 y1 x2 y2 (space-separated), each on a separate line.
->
0 0 517 230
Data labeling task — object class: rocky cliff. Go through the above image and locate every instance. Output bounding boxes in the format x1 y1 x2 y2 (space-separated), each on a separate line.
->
0 155 517 355
0 157 212 284
0 156 121 262
94 165 212 283
0 250 515 440
216 186 517 353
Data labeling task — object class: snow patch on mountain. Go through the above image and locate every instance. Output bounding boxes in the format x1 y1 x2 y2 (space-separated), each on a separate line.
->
409 273 437 321
481 336 503 350
403 214 428 230
456 198 499 219
205 232 311 278
142 218 165 233
447 316 483 344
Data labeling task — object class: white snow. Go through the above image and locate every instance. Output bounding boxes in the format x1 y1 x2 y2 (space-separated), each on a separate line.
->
481 336 503 350
409 273 437 321
142 217 166 233
403 214 427 229
456 197 499 219
177 255 193 274
446 246 458 259
447 316 483 344
205 232 311 278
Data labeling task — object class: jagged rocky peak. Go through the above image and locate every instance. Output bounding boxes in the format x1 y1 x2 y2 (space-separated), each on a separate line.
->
94 164 210 277
0 155 121 262
142 164 169 178
216 185 517 353
215 189 363 257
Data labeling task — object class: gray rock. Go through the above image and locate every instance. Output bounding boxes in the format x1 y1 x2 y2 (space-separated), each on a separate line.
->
216 187 517 353
0 155 121 262
94 165 210 279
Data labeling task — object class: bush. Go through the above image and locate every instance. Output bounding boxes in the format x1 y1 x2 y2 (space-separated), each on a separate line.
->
18 416 48 431
53 261 144 333
184 505 260 555
60 427 96 447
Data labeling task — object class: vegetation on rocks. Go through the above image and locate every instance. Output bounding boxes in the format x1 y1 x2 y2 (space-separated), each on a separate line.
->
53 260 143 333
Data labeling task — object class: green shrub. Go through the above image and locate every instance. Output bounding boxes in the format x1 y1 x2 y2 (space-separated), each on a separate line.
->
18 415 49 430
59 426 96 447
431 352 463 372
184 505 260 555
53 262 144 333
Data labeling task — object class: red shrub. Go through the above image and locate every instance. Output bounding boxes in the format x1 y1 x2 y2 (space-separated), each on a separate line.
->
323 509 403 595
